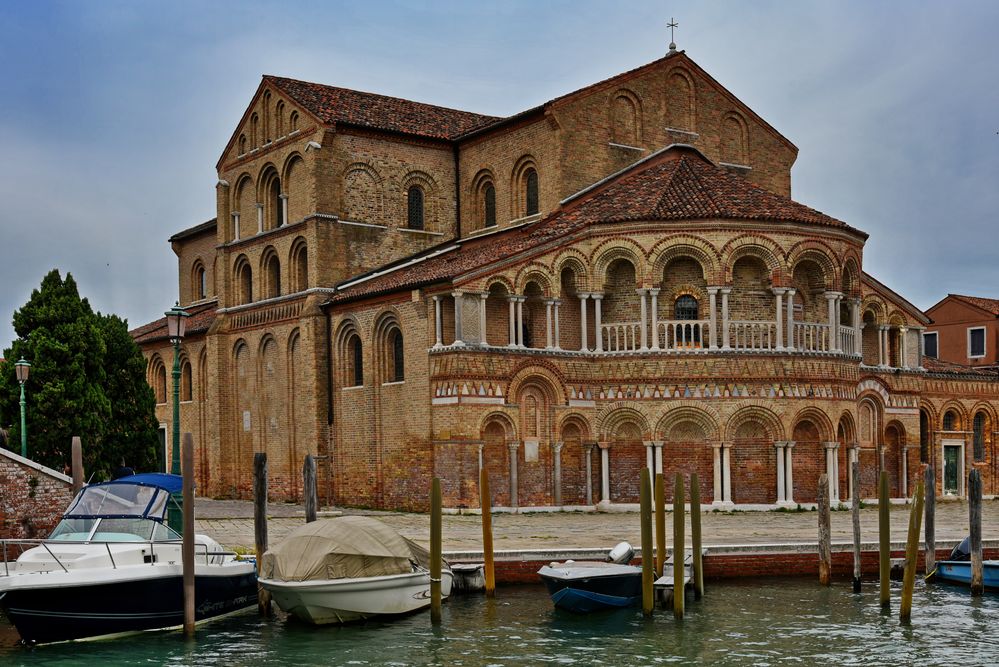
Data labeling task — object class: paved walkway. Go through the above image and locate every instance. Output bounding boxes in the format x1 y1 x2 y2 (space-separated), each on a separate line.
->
195 498 999 553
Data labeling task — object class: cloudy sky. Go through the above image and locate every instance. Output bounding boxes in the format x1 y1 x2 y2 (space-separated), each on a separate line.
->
1 1 997 352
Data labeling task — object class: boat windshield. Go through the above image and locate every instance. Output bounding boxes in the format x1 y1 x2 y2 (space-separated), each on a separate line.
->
64 483 164 520
48 517 181 542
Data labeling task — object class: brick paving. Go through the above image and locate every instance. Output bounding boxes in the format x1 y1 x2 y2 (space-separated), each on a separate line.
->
195 497 999 553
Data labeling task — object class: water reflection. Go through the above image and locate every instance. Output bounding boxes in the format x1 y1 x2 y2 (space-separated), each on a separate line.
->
2 579 998 666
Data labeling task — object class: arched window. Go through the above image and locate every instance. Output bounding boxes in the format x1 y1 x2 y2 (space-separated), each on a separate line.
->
270 177 284 227
193 263 206 301
290 111 299 131
264 252 280 299
153 360 167 404
350 335 363 387
291 240 308 292
919 410 930 463
238 134 247 155
484 183 496 227
943 410 957 431
262 91 271 143
250 113 259 148
275 101 285 137
974 412 987 461
407 186 424 230
525 168 539 216
389 328 404 382
181 360 193 402
236 260 253 304
674 295 698 320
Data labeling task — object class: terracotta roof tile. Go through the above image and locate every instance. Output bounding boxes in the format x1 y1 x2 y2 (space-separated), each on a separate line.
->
923 357 999 376
328 146 859 305
266 76 500 140
949 294 999 317
130 300 218 345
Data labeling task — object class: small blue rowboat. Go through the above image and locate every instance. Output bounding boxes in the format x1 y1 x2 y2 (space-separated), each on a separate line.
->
933 561 999 590
538 562 643 613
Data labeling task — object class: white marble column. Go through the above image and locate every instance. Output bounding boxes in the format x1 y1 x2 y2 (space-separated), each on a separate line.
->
915 326 925 369
826 291 841 352
824 442 840 502
713 442 725 504
773 288 786 350
775 441 787 503
650 288 660 350
654 441 664 475
785 288 797 351
256 203 264 233
279 193 289 226
477 444 484 476
899 326 909 369
851 298 862 356
723 444 732 503
545 299 554 349
644 440 654 472
637 289 649 351
553 440 564 506
479 292 489 347
707 287 719 350
508 441 520 508
584 443 594 505
593 294 604 353
231 211 240 241
784 441 795 504
879 325 888 366
578 293 589 352
516 297 525 348
599 442 610 506
553 300 562 350
720 287 732 350
432 295 443 348
507 297 517 347
452 291 465 346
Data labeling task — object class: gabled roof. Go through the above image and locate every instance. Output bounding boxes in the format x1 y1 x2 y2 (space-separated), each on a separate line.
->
930 294 999 318
169 218 217 243
265 75 500 141
861 272 931 326
130 300 218 345
923 356 999 377
327 145 861 305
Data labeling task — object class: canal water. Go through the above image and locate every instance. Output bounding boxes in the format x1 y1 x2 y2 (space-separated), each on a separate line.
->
2 578 997 665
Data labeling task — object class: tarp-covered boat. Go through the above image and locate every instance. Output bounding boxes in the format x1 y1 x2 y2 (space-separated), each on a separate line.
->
258 516 452 624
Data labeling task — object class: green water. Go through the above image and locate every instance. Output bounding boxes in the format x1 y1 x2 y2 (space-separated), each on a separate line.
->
3 579 997 666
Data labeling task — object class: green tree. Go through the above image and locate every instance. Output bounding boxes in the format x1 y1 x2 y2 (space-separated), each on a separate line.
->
0 270 158 479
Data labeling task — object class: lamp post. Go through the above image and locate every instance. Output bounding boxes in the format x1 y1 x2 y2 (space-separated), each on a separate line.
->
165 304 189 475
14 358 30 458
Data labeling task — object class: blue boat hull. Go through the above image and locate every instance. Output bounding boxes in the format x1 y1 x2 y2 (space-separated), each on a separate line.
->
934 560 999 590
550 587 639 613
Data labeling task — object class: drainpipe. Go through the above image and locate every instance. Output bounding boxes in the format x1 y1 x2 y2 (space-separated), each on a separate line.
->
325 308 334 425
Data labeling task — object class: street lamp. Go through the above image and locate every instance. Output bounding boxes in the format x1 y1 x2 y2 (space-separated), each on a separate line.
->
14 358 30 458
165 303 189 475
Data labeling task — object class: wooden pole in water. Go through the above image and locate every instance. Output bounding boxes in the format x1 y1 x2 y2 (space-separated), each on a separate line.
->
253 452 271 616
924 466 936 576
182 433 196 636
900 481 924 623
673 473 685 619
480 468 496 597
71 436 84 494
969 469 984 596
879 470 890 608
303 454 317 523
431 477 443 625
690 472 703 600
851 462 862 592
655 472 666 578
818 474 831 586
640 469 654 617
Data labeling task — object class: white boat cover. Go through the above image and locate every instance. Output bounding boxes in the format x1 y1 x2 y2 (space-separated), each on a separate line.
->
261 516 430 582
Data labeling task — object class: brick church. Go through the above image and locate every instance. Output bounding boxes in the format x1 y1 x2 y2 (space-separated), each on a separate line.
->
132 44 999 511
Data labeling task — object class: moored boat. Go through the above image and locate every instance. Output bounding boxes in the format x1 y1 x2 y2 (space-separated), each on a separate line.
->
931 536 999 590
538 542 643 613
0 473 257 644
258 516 452 624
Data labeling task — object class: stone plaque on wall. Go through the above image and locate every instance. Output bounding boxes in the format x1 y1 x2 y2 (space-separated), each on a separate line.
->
243 411 251 432
524 439 539 462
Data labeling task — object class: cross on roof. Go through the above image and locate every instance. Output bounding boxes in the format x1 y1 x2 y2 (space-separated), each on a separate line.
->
668 18 678 52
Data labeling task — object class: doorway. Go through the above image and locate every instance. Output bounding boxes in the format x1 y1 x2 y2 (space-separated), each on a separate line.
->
941 439 964 496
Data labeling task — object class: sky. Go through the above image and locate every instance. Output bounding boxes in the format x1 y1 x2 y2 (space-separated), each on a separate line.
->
1 0 997 353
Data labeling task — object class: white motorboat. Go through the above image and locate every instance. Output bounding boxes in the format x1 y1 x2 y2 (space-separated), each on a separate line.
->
259 516 452 624
0 473 257 644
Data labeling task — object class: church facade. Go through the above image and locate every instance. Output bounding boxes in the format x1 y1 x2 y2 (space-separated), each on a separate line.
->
132 49 999 511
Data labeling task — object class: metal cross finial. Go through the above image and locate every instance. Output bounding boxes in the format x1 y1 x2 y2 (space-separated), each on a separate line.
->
667 17 678 52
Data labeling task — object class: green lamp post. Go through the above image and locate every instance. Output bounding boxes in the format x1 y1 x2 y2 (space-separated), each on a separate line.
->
165 304 189 475
14 358 30 458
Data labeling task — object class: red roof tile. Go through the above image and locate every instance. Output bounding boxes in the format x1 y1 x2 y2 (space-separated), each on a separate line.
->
949 294 999 317
266 76 500 141
130 300 218 345
328 146 860 304
923 357 999 376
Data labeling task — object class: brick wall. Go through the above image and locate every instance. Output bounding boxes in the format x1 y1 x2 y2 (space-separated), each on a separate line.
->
0 450 73 540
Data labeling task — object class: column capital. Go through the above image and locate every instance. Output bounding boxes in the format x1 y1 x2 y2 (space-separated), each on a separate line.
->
278 193 289 200
451 290 465 298
591 292 604 301
431 294 441 303
653 440 665 448
706 286 721 295
785 440 796 449
507 441 521 453
850 296 863 306
478 291 489 300
785 287 797 296
583 441 597 453
597 440 611 450
642 440 655 448
899 326 908 333
774 441 788 450
636 288 649 296
230 211 240 219
577 291 591 300
649 287 661 296
772 287 788 296
823 290 844 299
255 202 264 209
544 297 557 305
553 440 565 453
823 441 840 450
719 287 732 295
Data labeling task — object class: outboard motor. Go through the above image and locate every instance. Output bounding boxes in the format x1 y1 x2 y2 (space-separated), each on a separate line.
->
949 536 972 562
607 541 635 564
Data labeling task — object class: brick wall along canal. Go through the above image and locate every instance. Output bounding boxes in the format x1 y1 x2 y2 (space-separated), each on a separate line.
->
2 578 997 665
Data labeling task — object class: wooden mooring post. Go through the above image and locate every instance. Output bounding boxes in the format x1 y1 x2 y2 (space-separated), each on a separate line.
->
970 469 984 596
253 452 271 616
690 472 703 599
640 469 654 617
480 468 496 597
851 462 862 592
879 470 890 608
71 436 84 494
673 473 685 619
182 433 196 636
303 454 317 523
924 466 936 576
430 477 443 625
900 481 924 623
655 473 666 579
818 474 831 586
